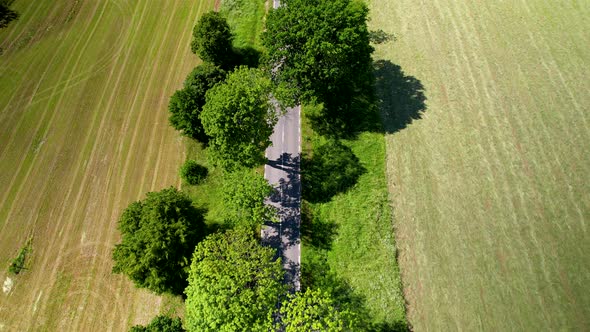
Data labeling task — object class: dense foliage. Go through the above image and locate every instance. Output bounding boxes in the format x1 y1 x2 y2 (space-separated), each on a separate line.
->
222 169 276 226
191 11 235 69
112 187 206 295
201 66 277 170
129 315 185 332
168 63 226 143
262 0 373 105
180 160 208 185
185 227 285 331
279 288 359 331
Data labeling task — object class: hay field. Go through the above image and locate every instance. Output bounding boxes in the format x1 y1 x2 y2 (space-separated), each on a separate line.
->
370 0 590 330
0 0 213 330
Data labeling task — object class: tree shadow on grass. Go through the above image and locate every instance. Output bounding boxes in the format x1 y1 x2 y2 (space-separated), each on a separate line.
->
301 251 409 331
233 45 261 68
300 201 338 251
374 60 427 134
301 140 365 203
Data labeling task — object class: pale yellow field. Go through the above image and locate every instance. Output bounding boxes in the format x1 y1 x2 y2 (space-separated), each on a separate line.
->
0 0 213 330
371 0 590 330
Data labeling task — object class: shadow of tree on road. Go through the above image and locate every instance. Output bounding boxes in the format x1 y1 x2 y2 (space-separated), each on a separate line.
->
264 152 301 289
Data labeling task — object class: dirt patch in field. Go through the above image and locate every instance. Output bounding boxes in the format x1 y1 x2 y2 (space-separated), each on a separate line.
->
2 277 13 294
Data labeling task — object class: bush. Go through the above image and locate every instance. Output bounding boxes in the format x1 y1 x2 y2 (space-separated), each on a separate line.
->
112 187 206 295
129 315 184 332
8 239 32 275
180 160 208 185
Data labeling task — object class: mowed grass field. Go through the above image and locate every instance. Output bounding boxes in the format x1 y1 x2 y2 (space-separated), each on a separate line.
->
370 0 590 330
0 0 214 330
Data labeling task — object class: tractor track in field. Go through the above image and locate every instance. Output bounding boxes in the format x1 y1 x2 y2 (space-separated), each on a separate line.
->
0 0 214 330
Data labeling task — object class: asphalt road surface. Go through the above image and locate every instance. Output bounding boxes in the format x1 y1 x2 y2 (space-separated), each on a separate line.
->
262 105 301 291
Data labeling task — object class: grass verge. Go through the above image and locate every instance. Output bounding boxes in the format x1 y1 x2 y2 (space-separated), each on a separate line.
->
301 108 407 328
220 0 266 49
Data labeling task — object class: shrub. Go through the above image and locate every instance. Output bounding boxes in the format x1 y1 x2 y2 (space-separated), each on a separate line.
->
8 239 32 275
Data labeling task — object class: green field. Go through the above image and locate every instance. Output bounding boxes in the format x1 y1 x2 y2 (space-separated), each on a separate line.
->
370 0 590 330
0 0 215 330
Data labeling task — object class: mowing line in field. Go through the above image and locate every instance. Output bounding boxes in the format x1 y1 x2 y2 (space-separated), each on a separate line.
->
0 0 111 243
16 2 148 328
0 0 122 326
147 6 200 193
0 1 102 157
50 2 155 329
466 1 564 328
0 0 53 56
29 0 136 108
449 2 560 327
67 2 187 323
0 0 107 234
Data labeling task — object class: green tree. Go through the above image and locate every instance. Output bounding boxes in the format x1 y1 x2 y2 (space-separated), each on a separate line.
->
223 169 276 226
185 227 285 332
0 1 18 29
201 66 277 170
130 315 185 332
262 0 373 106
168 63 226 143
112 187 206 295
191 11 235 68
279 288 359 332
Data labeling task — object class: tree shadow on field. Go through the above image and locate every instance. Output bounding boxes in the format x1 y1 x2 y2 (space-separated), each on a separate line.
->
374 60 427 133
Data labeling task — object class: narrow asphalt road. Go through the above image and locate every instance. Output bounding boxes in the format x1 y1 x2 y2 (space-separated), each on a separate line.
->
262 105 301 291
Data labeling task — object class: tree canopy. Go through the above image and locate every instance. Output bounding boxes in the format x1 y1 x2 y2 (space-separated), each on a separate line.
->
129 315 185 332
168 63 226 143
201 66 277 170
191 11 235 68
222 169 276 226
262 0 373 106
279 288 359 332
112 187 206 295
185 227 285 332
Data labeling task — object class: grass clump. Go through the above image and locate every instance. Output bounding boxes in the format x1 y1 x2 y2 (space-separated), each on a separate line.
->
8 238 32 275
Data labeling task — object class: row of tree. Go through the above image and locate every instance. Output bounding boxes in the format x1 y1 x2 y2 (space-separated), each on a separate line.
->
116 0 379 329
168 11 277 171
113 188 358 331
